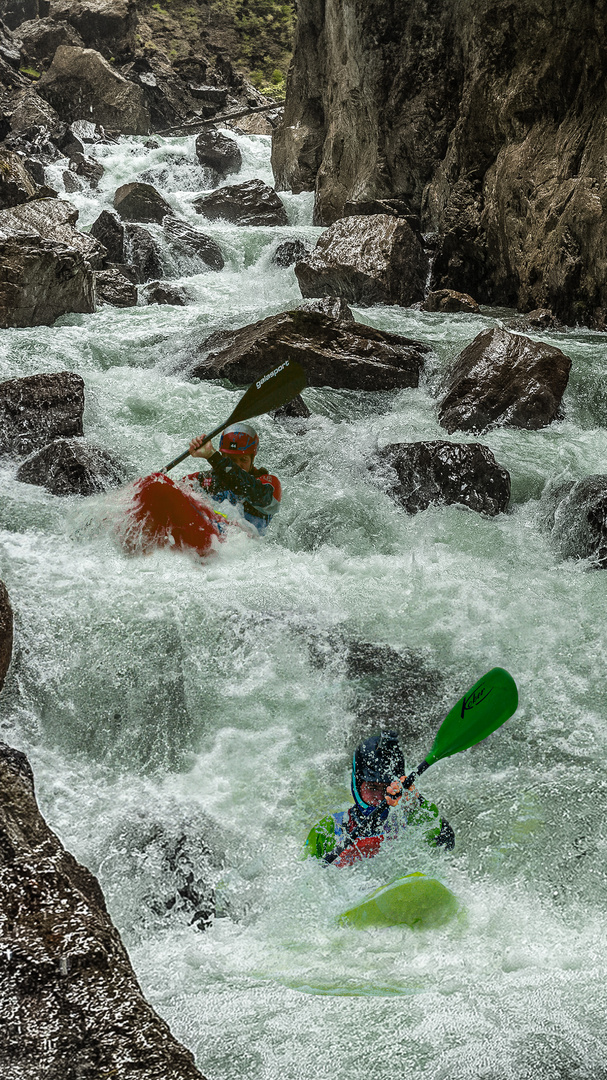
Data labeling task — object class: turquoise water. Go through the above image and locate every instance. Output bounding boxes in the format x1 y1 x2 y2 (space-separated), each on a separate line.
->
1 132 607 1079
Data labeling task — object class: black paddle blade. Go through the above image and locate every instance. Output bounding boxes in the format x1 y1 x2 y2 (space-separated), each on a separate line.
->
162 359 308 473
227 359 308 425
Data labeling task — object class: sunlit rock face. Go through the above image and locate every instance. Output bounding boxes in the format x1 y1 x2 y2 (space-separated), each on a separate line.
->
0 742 206 1080
272 0 607 325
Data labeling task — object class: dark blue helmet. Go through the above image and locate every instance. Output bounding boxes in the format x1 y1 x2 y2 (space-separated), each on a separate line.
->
351 732 404 809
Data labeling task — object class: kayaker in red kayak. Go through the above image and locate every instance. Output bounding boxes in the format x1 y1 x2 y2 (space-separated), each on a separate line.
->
304 732 455 867
186 422 281 535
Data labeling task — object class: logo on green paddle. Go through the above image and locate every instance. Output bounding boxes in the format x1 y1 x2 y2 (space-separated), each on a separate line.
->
461 681 493 717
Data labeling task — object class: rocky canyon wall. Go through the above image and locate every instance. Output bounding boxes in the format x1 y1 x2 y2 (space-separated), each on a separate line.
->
272 0 607 326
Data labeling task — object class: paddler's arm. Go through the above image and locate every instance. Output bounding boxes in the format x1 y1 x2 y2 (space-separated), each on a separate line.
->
304 815 338 860
388 777 455 850
207 452 279 510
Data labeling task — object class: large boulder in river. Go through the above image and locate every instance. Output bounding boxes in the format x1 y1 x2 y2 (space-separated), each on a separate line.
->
0 197 105 268
123 222 163 283
16 436 126 494
141 279 189 306
37 46 150 134
0 742 205 1078
163 215 224 271
0 371 84 456
0 149 38 208
89 208 124 263
195 129 242 179
0 233 95 327
438 328 572 434
421 289 481 314
0 582 13 694
295 215 428 307
273 238 310 267
375 440 511 517
541 475 607 567
193 178 288 227
113 181 172 224
94 267 137 307
192 309 430 390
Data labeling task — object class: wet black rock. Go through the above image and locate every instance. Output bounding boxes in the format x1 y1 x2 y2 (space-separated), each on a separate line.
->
0 580 13 693
123 223 163 283
192 309 429 391
0 197 106 268
0 233 95 327
193 178 288 227
62 168 81 193
163 215 224 271
113 180 171 224
272 394 311 421
421 289 481 314
0 741 206 1079
273 238 310 267
95 267 137 307
16 436 126 495
374 440 511 517
141 280 189 306
195 128 242 179
37 46 150 134
0 371 84 456
69 151 104 189
542 475 607 567
89 208 123 263
297 296 355 322
438 327 572 433
295 214 428 307
510 308 564 331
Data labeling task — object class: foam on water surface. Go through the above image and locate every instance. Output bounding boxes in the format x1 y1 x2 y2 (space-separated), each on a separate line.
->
1 130 607 1080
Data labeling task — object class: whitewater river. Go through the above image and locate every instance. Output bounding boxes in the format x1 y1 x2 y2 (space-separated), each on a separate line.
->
1 132 607 1079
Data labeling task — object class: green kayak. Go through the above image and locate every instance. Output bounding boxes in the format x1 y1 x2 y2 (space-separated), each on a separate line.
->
338 872 461 930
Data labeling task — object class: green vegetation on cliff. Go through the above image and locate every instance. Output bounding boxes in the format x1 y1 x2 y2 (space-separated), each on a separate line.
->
139 0 295 92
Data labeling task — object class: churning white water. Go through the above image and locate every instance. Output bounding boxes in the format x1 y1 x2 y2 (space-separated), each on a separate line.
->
2 131 607 1079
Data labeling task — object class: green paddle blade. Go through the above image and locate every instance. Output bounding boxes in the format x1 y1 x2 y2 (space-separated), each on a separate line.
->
426 667 518 766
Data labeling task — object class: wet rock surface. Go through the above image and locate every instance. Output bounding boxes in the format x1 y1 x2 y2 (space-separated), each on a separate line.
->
0 580 12 693
141 279 189 306
95 267 137 308
192 309 430 391
0 196 105 267
438 327 572 433
0 232 95 326
193 178 288 227
422 289 481 314
195 128 242 180
163 215 224 271
273 237 310 267
374 440 511 517
123 222 163 283
37 45 150 134
297 296 354 321
272 394 311 421
541 475 607 567
17 15 85 67
114 180 172 224
0 147 37 207
295 215 428 307
16 436 126 495
89 208 124 263
0 371 84 456
0 741 206 1079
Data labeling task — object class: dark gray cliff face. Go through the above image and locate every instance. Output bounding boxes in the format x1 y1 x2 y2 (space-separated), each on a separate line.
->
272 0 607 326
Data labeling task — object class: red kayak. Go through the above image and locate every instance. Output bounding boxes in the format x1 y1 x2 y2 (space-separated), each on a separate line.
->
123 472 227 558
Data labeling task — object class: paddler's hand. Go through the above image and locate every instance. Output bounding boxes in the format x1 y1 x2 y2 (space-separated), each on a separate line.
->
189 434 216 459
385 777 418 807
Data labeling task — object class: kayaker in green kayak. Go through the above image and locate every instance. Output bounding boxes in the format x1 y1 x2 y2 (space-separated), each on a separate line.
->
305 732 455 867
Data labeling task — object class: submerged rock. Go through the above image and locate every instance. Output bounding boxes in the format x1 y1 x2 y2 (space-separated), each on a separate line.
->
16 437 126 495
375 440 511 517
438 327 572 433
94 267 137 307
195 128 242 179
163 215 224 271
0 742 206 1078
37 45 150 134
295 215 428 307
0 581 13 693
193 178 288 227
0 371 84 456
272 394 311 421
192 309 429 390
113 181 172 224
421 289 480 314
543 475 607 567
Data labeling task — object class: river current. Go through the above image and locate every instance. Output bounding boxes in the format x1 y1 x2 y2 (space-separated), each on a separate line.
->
1 132 607 1079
